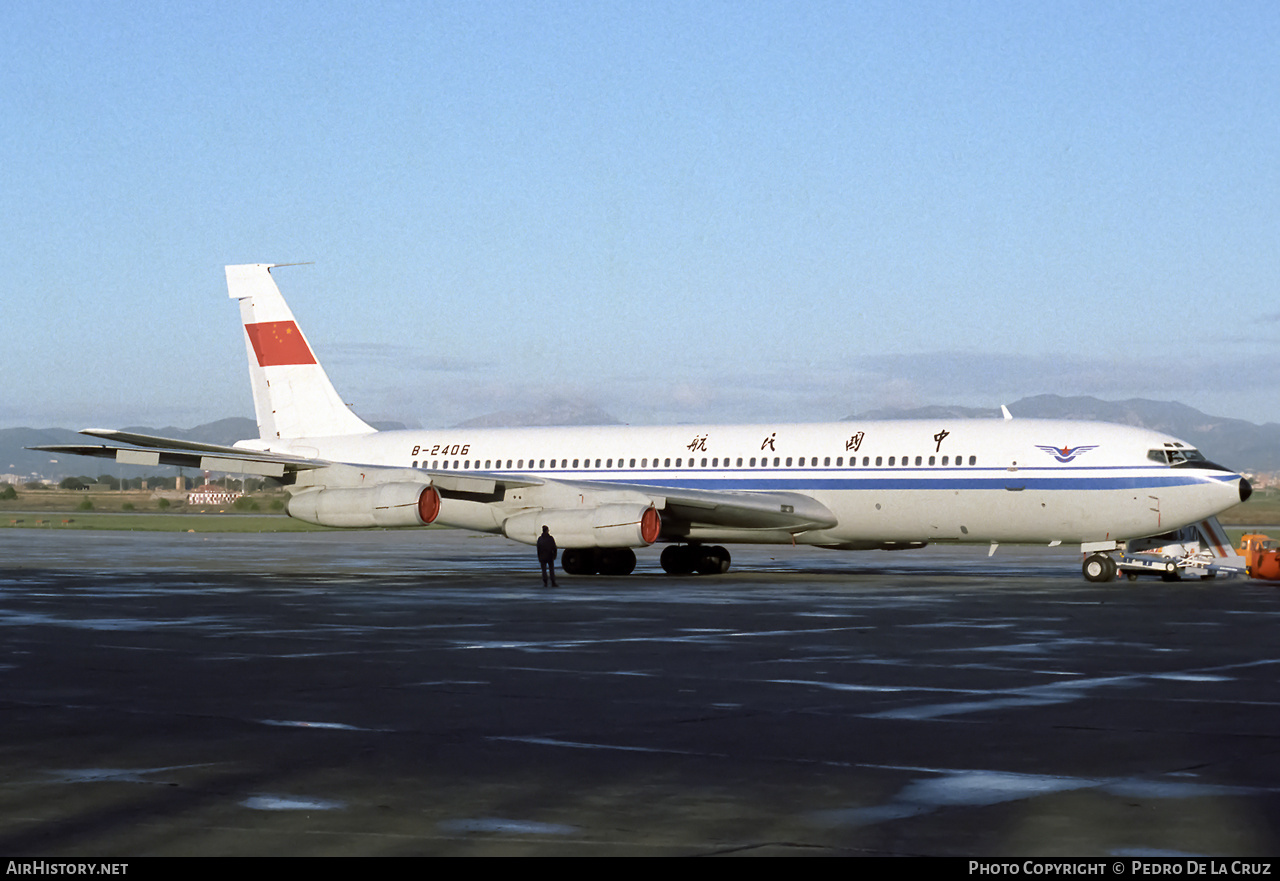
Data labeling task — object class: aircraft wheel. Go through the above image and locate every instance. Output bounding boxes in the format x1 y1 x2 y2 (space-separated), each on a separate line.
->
660 545 696 575
1082 553 1117 583
1126 572 1139 582
560 549 580 575
561 548 598 576
713 546 731 572
1161 561 1181 582
600 548 637 576
695 546 731 575
706 546 732 574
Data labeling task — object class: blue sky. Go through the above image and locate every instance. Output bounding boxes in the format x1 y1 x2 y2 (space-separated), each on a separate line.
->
2 0 1277 431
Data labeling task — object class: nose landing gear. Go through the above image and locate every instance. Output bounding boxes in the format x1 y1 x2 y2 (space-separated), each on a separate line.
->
1082 553 1118 583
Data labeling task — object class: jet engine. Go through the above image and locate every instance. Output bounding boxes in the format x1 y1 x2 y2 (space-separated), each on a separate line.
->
287 482 437 528
501 504 661 549
288 483 499 531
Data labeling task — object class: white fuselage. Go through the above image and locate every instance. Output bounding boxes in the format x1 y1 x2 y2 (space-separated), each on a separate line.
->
240 417 1246 548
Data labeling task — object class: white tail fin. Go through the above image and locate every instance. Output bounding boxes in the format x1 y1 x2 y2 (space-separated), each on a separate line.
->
225 264 375 440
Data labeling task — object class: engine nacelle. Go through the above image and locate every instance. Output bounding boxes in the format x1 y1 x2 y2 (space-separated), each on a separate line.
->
288 483 502 532
502 504 661 548
287 482 439 528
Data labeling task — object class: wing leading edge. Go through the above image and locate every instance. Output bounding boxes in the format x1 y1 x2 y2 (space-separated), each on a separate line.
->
29 429 326 478
29 430 837 543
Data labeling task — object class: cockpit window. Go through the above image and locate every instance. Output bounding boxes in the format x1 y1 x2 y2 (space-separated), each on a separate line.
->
1148 447 1207 465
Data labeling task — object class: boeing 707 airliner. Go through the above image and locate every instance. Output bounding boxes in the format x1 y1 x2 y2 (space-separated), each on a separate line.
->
35 264 1252 582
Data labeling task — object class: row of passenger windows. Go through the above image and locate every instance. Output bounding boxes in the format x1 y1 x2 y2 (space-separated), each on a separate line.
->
410 455 980 470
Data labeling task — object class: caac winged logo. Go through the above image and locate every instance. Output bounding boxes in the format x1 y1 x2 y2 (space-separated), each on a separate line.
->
1036 444 1099 463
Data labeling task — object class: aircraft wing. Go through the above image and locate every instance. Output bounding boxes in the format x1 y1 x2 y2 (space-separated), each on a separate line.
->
34 432 837 537
29 429 327 477
560 478 838 534
76 428 287 456
361 465 836 534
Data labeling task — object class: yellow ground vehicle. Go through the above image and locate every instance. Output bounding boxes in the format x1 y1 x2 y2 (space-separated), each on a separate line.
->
1238 534 1280 581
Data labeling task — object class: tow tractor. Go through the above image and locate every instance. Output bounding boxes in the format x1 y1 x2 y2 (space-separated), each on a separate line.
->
1239 534 1280 581
1111 518 1249 582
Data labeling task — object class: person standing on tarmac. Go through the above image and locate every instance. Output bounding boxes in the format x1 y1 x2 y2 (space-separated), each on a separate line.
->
537 525 558 587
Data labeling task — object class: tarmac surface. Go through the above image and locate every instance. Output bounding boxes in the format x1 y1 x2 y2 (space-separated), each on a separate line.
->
1 528 1279 856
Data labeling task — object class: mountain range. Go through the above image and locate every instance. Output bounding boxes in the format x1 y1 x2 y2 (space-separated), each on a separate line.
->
4 395 1276 480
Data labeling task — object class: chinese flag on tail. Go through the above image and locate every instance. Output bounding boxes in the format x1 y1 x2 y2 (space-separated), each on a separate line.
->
244 321 317 367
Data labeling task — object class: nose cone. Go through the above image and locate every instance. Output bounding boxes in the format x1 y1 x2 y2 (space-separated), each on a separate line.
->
1240 477 1254 504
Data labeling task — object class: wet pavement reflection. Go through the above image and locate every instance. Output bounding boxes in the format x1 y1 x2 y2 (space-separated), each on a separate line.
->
1 529 1278 855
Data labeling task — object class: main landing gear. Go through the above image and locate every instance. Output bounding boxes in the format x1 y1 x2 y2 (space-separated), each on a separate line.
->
558 544 733 576
560 547 637 576
660 544 731 575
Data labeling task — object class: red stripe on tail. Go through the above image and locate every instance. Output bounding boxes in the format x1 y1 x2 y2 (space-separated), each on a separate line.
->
245 321 316 367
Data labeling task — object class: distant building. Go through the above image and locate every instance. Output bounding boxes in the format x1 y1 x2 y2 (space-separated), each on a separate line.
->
187 484 242 506
1248 472 1279 489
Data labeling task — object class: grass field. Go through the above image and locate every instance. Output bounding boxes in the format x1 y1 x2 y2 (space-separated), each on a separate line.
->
1218 487 1280 526
1 488 285 513
0 489 331 532
0 511 332 533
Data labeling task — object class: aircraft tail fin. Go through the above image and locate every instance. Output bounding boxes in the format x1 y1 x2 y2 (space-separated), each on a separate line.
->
225 264 376 440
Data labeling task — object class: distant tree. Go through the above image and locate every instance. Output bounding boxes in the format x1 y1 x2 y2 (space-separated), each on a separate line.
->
156 498 171 509
76 498 94 511
121 502 135 511
96 474 120 490
60 477 86 490
0 485 17 500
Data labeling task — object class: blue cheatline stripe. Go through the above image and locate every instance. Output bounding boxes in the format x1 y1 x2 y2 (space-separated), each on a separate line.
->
474 470 1232 492
417 461 1241 491
598 476 1215 492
